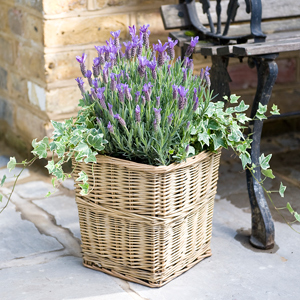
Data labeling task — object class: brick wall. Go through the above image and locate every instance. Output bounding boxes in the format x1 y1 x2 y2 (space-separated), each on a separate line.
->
0 0 299 152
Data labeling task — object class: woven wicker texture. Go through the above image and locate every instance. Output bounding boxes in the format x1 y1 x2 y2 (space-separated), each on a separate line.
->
73 150 221 287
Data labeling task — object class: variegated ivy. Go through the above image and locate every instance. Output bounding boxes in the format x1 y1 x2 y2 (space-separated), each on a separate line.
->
0 24 299 227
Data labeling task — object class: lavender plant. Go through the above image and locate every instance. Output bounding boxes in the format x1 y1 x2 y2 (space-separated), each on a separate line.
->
1 25 299 228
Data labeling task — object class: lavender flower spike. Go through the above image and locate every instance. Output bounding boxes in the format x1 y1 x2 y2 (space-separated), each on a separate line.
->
186 121 191 130
140 24 150 34
182 68 187 83
86 70 93 86
172 84 178 100
75 77 85 95
107 121 114 134
142 83 151 101
135 91 140 102
177 86 189 110
110 73 116 91
108 103 113 116
167 113 173 125
111 30 121 48
185 144 190 153
156 96 160 107
153 107 162 124
185 36 199 57
76 53 87 77
93 57 101 77
128 25 136 38
200 68 204 80
193 87 197 102
193 96 199 111
153 40 168 67
135 105 141 122
153 118 158 132
114 114 127 127
147 57 157 80
167 37 178 60
138 56 148 77
117 84 125 103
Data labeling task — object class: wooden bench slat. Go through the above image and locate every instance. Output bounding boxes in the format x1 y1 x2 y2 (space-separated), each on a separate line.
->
161 1 300 30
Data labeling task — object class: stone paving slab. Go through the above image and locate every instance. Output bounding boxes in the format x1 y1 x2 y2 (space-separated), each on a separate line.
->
0 201 63 262
0 167 30 183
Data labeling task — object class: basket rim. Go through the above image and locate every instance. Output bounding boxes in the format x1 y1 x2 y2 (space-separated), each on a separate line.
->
79 149 221 174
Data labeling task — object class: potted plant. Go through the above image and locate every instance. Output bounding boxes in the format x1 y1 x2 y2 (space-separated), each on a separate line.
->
0 24 296 287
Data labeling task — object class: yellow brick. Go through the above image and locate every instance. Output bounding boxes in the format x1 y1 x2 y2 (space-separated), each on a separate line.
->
15 44 45 80
0 37 15 65
0 4 10 34
24 13 44 45
45 50 83 83
43 0 87 15
8 72 28 99
46 85 81 114
16 106 48 140
44 14 128 47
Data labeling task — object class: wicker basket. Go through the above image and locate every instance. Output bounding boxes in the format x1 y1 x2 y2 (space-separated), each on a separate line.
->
73 150 221 287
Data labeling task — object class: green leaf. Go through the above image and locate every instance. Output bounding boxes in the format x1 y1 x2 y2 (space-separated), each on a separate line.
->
45 160 55 174
270 104 280 115
207 119 220 130
294 212 300 222
84 152 97 163
51 121 65 138
259 153 272 170
46 192 52 197
1 175 6 187
239 152 251 169
279 182 286 198
76 171 88 184
236 113 251 124
0 194 2 202
32 137 49 159
186 145 195 157
198 131 210 146
257 103 267 114
211 131 227 150
286 202 294 214
261 169 275 179
51 177 56 188
7 157 16 172
87 129 105 152
229 94 240 104
184 30 196 37
234 100 249 113
79 182 89 195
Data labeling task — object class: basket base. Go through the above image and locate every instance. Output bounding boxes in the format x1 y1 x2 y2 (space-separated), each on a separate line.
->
82 250 212 288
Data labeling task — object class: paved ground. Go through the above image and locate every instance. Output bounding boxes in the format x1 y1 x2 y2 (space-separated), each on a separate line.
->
0 132 300 300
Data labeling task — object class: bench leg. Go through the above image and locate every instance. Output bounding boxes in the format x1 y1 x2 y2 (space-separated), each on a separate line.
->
246 56 278 249
210 56 231 101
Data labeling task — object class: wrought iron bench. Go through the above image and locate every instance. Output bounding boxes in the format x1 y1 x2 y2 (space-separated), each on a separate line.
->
161 0 300 250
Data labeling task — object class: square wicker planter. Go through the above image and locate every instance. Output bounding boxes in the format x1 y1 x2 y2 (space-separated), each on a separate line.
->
73 150 221 287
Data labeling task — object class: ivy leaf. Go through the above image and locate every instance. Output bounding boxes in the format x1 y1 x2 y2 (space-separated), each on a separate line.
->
198 131 210 146
79 182 89 195
207 119 220 130
87 129 105 152
234 100 249 113
7 157 16 172
230 94 240 104
279 182 286 198
239 152 251 169
55 143 66 158
32 137 49 159
51 121 65 138
294 212 300 222
46 192 52 197
270 104 280 115
84 152 97 163
261 169 275 179
186 145 195 157
51 177 56 188
259 153 272 170
286 202 294 214
1 175 6 186
255 103 268 120
45 160 55 174
0 194 2 202
236 113 251 124
76 171 88 184
211 131 227 150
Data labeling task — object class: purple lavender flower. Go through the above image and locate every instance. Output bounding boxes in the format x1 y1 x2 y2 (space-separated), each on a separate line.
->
116 73 122 85
76 53 87 77
185 36 199 57
107 103 113 116
75 77 85 95
156 96 160 107
153 118 158 132
114 114 127 127
172 84 178 100
205 66 211 75
186 121 191 130
167 65 171 75
153 107 162 123
131 35 139 58
141 96 146 105
140 24 150 34
167 37 178 60
123 41 132 60
193 87 197 102
86 70 93 86
185 144 190 153
111 30 121 48
178 86 189 110
117 84 125 103
129 25 136 38
200 68 204 80
96 117 101 125
193 97 199 111
135 91 140 102
138 56 148 77
147 57 157 80
91 88 97 100
107 121 114 134
167 113 173 125
92 78 99 88
110 73 116 91
205 73 211 87
135 105 141 122
176 56 181 63
97 88 107 110
187 58 194 70
153 40 168 67
137 39 143 57
142 82 153 101
109 53 116 67
144 29 150 50
124 83 132 101
102 62 111 84
93 57 101 77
